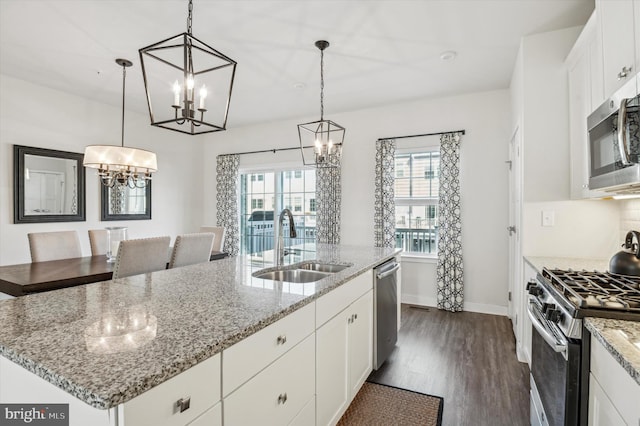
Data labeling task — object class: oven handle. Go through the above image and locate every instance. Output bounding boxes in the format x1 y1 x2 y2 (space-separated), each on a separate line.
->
526 301 568 360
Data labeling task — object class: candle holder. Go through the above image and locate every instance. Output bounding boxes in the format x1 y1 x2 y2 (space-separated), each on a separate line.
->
106 226 128 263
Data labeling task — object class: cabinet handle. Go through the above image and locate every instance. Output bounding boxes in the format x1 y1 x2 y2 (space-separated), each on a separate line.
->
176 397 191 413
276 335 287 345
617 66 632 80
354 313 358 320
277 393 288 404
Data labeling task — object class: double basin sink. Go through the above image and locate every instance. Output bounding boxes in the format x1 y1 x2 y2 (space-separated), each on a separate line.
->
252 262 352 283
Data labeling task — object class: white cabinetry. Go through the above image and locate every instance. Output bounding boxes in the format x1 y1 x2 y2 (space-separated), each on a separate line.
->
223 334 315 426
588 335 640 425
598 0 638 97
316 270 373 426
567 13 607 200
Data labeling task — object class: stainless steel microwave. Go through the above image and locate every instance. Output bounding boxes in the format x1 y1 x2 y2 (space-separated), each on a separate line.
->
587 77 640 193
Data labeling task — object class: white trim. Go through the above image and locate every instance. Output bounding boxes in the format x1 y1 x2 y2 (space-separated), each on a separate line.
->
402 294 508 316
400 254 437 264
239 161 312 174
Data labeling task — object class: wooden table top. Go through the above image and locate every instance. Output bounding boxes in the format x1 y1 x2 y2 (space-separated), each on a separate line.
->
0 252 229 297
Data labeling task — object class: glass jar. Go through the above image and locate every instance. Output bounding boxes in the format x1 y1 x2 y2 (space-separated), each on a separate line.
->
105 226 127 263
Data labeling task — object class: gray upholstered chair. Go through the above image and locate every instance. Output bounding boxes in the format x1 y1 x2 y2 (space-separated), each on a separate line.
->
112 236 171 279
28 231 82 262
200 226 226 252
88 229 108 256
168 232 215 269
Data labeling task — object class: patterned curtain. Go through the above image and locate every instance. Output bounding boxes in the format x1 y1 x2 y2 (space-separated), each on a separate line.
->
437 132 463 312
316 161 342 244
374 139 396 248
216 154 240 256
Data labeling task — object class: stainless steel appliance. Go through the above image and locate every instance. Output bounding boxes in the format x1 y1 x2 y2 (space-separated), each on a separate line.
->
527 269 640 425
587 78 640 193
373 259 399 370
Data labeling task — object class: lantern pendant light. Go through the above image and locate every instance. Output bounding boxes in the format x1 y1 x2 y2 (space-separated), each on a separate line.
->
298 40 345 168
138 0 237 135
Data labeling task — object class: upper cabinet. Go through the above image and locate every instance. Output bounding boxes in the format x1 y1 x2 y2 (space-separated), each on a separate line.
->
597 0 639 97
567 13 608 199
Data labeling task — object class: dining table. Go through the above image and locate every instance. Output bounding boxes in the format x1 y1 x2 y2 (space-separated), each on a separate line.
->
0 251 229 297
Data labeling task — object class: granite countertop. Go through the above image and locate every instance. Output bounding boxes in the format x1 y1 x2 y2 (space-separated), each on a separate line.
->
0 244 400 409
585 317 640 386
524 256 610 274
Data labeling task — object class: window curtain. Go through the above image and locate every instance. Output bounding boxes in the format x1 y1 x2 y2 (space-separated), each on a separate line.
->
316 160 342 244
216 154 240 256
437 132 463 312
374 139 396 248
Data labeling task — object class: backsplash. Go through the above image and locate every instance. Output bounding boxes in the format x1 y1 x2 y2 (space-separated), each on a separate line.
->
619 199 640 242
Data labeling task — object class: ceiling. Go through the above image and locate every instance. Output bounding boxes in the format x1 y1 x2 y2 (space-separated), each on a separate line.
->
0 0 594 128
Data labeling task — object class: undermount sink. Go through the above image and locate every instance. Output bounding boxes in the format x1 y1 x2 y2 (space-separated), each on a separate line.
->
253 269 329 283
298 262 351 273
252 262 353 283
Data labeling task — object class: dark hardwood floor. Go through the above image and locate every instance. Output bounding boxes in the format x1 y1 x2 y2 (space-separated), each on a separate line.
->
368 305 530 426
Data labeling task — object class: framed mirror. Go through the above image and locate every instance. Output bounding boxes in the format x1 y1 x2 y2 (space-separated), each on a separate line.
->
13 145 86 223
101 181 151 221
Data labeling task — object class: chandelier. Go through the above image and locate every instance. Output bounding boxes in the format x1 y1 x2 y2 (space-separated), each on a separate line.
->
298 40 345 168
138 0 237 135
84 59 157 189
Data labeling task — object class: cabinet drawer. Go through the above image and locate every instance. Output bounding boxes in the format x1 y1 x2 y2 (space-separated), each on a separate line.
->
316 269 372 327
223 302 315 396
187 401 222 426
119 353 221 426
224 334 315 426
289 395 315 426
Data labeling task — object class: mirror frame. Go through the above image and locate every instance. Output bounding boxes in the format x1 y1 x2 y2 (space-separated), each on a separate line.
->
13 145 86 224
101 182 152 221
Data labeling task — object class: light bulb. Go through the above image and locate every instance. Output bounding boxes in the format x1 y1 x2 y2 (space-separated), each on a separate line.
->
314 139 322 154
172 80 181 106
187 75 194 90
199 85 207 109
328 140 334 153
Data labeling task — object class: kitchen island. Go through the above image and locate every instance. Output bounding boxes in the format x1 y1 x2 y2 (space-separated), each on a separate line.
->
0 244 401 425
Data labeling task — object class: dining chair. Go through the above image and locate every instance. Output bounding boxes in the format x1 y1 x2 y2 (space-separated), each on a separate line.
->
28 230 82 262
168 232 215 269
112 236 171 279
88 229 108 256
200 226 226 252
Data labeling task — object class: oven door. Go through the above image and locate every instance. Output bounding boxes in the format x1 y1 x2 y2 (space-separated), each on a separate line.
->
527 300 582 426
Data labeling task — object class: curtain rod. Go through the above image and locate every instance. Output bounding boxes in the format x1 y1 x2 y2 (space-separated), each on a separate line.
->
377 129 465 141
219 146 310 157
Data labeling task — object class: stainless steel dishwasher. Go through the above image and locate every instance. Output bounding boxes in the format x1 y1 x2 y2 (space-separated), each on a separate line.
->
373 258 399 370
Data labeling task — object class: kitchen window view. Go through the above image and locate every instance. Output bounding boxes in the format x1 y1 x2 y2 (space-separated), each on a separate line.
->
395 150 440 254
240 169 317 265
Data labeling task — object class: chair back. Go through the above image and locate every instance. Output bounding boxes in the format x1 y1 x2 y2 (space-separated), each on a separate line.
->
28 231 82 262
168 232 215 269
200 226 226 252
112 236 171 279
88 230 108 256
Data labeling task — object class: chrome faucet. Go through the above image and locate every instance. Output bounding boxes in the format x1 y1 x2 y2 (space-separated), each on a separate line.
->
275 208 297 267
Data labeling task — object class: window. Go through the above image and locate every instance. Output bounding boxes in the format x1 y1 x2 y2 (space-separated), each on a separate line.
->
240 169 316 262
395 150 440 254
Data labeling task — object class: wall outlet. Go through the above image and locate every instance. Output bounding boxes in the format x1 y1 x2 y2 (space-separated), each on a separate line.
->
542 210 555 227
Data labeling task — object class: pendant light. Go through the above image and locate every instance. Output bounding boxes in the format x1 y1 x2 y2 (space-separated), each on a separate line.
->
83 59 157 189
298 40 345 168
138 0 237 135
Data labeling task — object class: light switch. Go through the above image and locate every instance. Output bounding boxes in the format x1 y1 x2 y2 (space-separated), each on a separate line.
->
541 210 555 227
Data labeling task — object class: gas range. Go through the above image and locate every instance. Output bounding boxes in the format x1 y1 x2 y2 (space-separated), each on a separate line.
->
529 268 640 340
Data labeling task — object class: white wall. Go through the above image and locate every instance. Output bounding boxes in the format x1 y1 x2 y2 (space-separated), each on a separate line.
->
204 89 512 315
0 75 205 265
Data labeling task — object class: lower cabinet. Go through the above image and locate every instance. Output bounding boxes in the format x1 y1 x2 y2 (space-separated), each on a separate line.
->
316 289 374 426
588 335 640 425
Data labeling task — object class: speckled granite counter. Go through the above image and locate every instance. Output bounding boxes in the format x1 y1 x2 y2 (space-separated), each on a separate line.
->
0 244 400 409
585 317 640 386
524 256 610 274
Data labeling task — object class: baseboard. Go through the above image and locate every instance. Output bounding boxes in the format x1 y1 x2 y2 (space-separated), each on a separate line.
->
402 294 508 316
